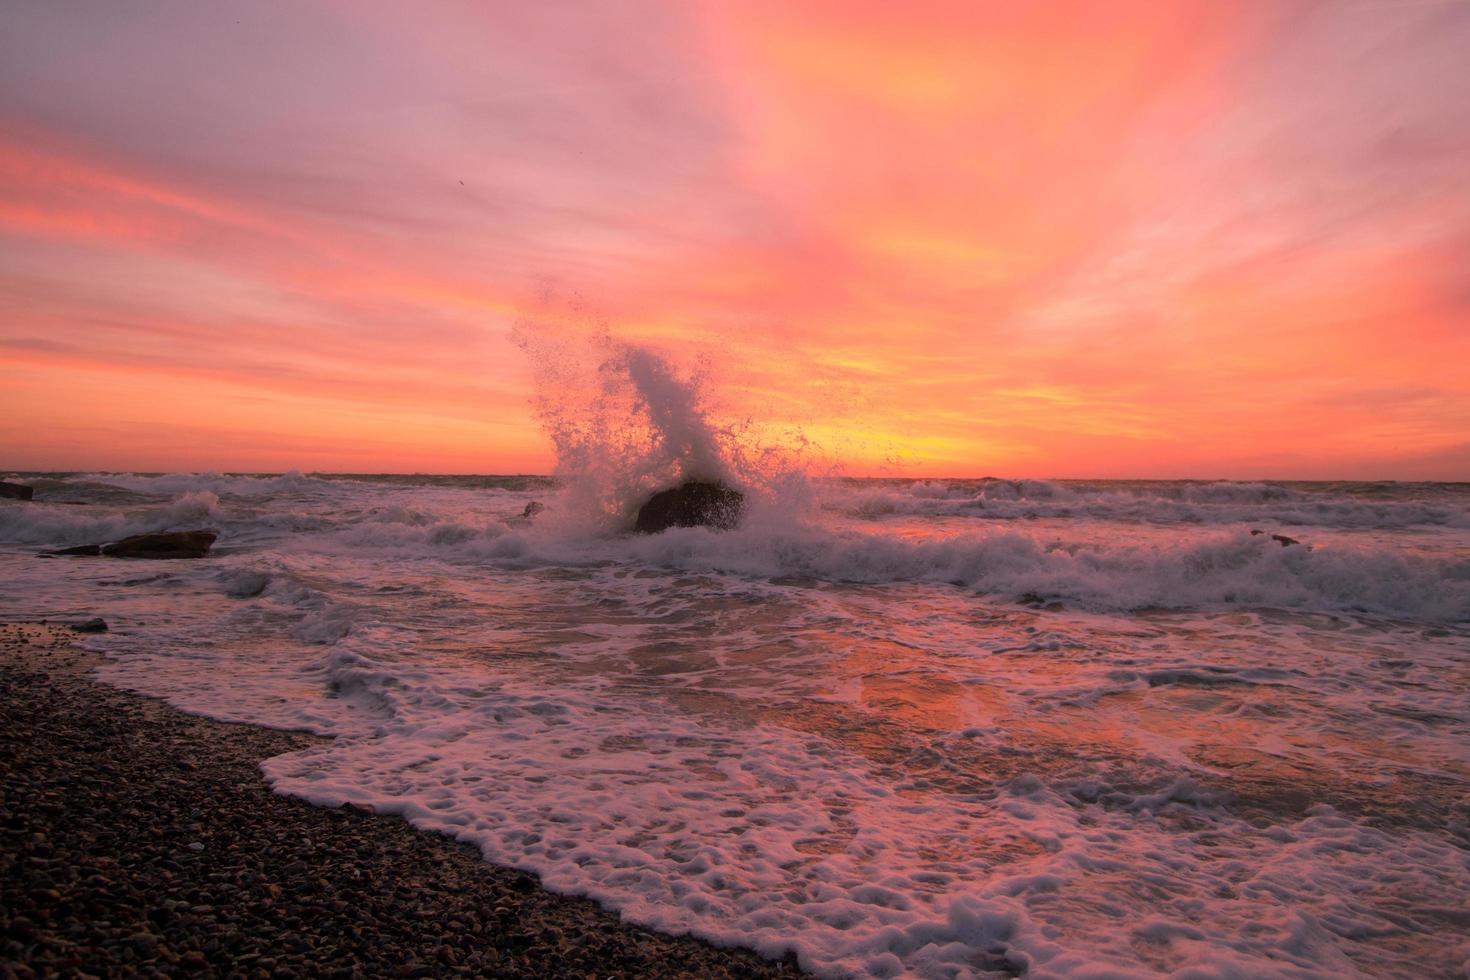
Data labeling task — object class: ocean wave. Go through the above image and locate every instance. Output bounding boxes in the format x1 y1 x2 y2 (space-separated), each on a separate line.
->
7 476 1467 623
832 479 1470 529
0 490 220 547
72 468 327 498
615 525 1470 622
241 495 1461 621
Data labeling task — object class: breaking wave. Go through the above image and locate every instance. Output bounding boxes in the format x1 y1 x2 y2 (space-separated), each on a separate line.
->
835 478 1470 529
616 523 1470 622
4 478 1468 622
512 328 813 530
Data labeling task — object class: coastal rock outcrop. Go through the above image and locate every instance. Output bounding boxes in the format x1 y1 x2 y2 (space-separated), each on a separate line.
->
101 530 218 559
634 481 744 534
0 481 34 501
46 531 218 559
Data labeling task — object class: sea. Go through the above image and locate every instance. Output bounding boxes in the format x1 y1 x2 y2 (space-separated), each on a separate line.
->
3 466 1468 978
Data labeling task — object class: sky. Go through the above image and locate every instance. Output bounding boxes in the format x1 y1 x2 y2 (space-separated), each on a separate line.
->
1 0 1468 479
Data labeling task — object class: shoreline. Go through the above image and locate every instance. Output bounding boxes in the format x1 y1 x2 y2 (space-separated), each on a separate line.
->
0 623 804 978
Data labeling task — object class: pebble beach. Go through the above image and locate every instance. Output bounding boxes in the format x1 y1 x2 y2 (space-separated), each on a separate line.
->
0 623 804 979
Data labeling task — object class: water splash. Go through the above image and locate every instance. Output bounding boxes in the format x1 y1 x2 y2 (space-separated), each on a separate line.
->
513 321 812 529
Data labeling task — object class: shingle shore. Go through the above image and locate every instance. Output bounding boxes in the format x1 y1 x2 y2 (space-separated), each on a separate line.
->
0 623 805 979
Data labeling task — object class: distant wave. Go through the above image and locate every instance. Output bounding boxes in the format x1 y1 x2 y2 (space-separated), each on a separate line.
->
70 469 328 497
832 478 1470 529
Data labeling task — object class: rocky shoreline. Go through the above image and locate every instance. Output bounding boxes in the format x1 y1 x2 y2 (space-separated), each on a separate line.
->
0 624 804 979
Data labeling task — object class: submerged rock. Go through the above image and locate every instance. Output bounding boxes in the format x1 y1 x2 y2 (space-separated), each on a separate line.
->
0 481 34 501
1250 529 1300 547
101 530 217 559
505 500 545 528
45 544 102 557
634 481 744 534
46 533 218 559
72 618 108 633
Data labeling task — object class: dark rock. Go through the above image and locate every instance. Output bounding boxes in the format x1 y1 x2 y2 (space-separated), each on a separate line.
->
634 482 744 534
521 501 545 518
71 618 108 634
1249 529 1300 547
0 480 34 501
44 532 218 559
100 531 217 560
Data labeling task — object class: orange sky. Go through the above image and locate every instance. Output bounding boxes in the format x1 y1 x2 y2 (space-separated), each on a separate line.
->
2 1 1468 478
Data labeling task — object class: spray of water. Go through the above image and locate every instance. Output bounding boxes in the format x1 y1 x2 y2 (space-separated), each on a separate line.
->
512 320 814 529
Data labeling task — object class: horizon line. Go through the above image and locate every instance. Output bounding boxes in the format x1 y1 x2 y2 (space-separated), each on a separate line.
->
5 469 1467 486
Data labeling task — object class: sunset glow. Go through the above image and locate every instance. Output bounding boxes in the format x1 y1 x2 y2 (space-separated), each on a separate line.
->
2 1 1467 477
